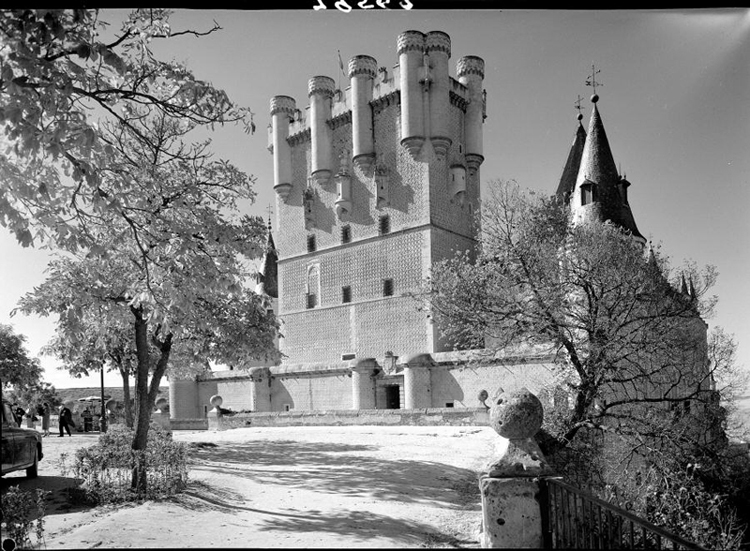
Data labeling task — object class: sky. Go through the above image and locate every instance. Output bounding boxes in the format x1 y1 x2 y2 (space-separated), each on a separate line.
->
1 7 748 390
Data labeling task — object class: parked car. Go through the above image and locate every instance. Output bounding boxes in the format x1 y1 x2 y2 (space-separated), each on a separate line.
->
1 399 43 478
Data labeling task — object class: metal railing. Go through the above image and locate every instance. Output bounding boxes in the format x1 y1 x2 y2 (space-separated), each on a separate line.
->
540 478 705 550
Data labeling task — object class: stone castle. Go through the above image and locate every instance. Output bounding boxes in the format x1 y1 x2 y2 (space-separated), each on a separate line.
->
168 30 709 423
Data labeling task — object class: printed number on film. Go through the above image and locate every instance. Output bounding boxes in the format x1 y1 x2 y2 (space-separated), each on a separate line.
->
314 0 414 11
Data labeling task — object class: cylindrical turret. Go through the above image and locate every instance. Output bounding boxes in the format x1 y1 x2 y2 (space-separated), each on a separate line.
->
270 95 296 200
349 55 377 175
457 55 485 174
398 30 426 158
351 358 378 410
426 31 452 159
308 76 336 185
168 377 200 419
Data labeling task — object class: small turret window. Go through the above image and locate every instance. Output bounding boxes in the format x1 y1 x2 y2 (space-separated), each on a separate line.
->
307 235 316 252
580 180 597 206
341 225 351 244
342 286 352 303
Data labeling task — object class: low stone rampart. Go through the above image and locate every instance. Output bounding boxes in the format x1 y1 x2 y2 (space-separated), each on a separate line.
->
207 407 489 430
169 418 209 431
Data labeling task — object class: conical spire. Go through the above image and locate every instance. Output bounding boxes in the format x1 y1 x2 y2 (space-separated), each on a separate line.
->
556 114 587 205
571 96 644 241
255 217 278 299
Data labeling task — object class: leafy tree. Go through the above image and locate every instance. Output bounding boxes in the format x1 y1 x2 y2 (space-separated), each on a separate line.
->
428 179 746 547
42 305 144 428
5 8 276 493
0 323 42 390
0 8 255 250
429 180 723 456
17 110 279 492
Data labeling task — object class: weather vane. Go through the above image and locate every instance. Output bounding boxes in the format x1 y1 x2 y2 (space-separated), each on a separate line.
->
265 203 273 228
574 94 585 120
585 64 603 100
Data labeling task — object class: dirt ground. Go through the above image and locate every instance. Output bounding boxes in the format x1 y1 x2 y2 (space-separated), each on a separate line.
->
1 425 499 548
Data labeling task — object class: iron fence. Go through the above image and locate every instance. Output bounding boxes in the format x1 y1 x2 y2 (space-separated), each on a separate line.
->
541 478 705 550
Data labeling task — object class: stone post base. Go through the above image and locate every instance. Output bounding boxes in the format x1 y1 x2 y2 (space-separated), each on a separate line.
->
480 476 543 548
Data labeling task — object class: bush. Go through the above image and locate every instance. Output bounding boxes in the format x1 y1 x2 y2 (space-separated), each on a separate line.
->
0 486 49 549
70 423 188 504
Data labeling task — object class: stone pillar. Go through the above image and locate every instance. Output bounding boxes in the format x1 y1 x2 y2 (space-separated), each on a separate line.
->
150 397 171 431
402 353 434 409
207 394 223 431
351 358 379 410
168 377 200 419
480 388 554 548
250 367 272 412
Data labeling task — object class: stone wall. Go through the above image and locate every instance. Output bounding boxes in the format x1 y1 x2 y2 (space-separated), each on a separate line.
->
208 406 489 430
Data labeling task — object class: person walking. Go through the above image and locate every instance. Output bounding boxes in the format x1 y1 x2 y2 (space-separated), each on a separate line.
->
41 402 51 437
58 404 73 437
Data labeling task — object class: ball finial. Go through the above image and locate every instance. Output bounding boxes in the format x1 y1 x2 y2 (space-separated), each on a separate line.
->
489 388 544 440
591 94 599 104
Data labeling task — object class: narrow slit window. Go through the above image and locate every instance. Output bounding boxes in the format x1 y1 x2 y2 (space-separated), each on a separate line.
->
379 215 390 235
307 235 316 252
341 225 351 244
342 285 352 303
383 278 394 297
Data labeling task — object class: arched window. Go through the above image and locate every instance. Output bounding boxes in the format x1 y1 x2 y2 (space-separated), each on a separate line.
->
306 264 320 309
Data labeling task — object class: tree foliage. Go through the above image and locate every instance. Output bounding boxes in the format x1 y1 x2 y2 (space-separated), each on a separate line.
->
5 8 276 493
0 8 255 250
429 180 722 454
0 323 42 390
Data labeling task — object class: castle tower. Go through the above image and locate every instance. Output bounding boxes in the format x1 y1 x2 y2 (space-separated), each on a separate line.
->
569 95 645 243
269 31 486 365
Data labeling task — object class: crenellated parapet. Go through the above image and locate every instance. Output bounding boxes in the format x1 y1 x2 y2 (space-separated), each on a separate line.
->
268 30 486 235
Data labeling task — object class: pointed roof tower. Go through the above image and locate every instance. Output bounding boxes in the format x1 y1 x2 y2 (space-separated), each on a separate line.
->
556 110 587 205
254 217 278 299
570 91 645 242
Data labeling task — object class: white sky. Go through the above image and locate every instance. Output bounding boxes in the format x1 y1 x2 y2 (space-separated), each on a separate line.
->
1 8 748 389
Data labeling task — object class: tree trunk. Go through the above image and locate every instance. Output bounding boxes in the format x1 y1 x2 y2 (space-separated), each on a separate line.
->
119 361 133 429
129 306 174 494
131 306 152 494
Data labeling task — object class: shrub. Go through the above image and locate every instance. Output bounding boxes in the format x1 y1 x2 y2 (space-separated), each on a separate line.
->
71 423 188 504
0 486 49 549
